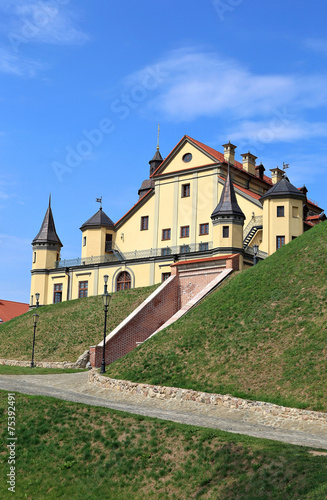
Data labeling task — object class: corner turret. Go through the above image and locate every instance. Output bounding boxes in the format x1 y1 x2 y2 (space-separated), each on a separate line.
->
211 166 245 253
30 196 62 306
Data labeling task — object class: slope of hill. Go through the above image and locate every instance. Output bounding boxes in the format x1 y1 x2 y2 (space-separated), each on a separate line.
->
0 285 157 362
108 222 327 412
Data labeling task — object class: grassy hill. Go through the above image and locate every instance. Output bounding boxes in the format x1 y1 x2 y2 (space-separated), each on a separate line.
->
1 390 327 499
0 285 157 363
108 222 327 412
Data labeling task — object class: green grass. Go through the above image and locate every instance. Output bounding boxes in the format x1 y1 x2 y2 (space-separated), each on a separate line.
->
108 222 327 412
0 365 86 375
1 390 327 499
0 285 157 363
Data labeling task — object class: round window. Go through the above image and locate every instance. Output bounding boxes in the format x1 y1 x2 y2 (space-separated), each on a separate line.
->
182 153 192 163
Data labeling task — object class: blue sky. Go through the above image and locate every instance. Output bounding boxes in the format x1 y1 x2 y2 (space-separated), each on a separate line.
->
1 0 327 302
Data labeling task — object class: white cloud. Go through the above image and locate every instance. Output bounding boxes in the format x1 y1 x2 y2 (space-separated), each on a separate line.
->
126 48 327 140
0 47 43 76
0 1 88 76
1 1 88 46
227 120 327 144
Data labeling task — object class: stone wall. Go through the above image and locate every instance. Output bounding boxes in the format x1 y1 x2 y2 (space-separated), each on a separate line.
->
89 370 327 426
0 358 80 369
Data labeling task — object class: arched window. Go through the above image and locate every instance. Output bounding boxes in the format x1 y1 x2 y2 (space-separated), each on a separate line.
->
116 271 131 291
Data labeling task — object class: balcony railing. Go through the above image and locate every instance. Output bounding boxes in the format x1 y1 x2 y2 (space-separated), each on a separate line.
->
244 246 268 259
55 241 214 268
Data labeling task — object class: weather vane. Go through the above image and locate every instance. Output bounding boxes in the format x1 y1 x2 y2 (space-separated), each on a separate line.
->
96 196 102 209
283 162 290 172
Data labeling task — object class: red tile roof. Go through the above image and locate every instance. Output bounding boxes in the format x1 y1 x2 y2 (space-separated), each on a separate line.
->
0 300 29 323
151 135 273 187
218 175 261 200
187 136 273 186
307 214 322 220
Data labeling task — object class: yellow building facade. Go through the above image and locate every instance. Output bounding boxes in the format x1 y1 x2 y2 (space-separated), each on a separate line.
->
30 135 325 306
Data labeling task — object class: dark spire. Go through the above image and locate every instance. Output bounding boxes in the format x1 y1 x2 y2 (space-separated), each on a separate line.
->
32 200 62 246
260 176 306 202
211 166 245 220
149 149 163 176
80 208 115 231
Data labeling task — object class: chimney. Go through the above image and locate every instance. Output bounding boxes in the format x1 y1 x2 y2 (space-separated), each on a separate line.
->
299 185 308 197
270 167 284 185
241 152 257 176
222 141 237 165
255 163 265 180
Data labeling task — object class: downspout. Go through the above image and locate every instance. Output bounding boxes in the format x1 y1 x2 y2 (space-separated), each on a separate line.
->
65 267 70 301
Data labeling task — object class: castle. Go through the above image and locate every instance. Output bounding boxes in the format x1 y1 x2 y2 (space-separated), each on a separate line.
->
30 135 325 306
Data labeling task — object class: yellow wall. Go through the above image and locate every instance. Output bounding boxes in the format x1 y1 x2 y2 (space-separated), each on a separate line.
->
262 198 303 254
117 195 156 254
162 142 215 175
32 247 60 270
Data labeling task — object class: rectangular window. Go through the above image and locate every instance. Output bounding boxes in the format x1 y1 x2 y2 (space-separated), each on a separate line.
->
141 216 149 230
199 242 209 251
277 206 285 217
223 226 229 238
180 245 190 254
199 223 209 235
180 225 190 238
53 283 63 304
33 252 36 263
79 281 88 298
292 206 299 218
161 247 171 256
292 236 297 240
162 228 171 240
181 184 190 198
83 236 86 247
276 236 285 249
105 233 112 251
162 272 171 282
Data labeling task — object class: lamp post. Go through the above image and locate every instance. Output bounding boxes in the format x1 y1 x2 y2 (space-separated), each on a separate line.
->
35 292 40 308
100 275 111 374
253 244 259 266
31 312 39 368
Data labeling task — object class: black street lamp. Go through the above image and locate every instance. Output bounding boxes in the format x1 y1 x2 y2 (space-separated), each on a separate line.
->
31 312 39 368
253 244 259 266
35 292 40 308
100 275 111 374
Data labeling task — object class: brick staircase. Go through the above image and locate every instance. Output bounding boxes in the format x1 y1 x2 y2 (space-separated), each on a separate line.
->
90 254 239 368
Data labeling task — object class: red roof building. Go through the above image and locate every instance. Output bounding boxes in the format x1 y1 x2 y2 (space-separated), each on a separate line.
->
0 300 29 323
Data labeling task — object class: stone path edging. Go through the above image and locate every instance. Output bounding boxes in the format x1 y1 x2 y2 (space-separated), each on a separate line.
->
89 370 327 427
0 358 80 369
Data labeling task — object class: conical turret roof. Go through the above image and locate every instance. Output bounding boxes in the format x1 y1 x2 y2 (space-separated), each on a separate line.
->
149 148 163 176
80 208 115 231
32 197 62 246
211 167 245 219
260 176 306 202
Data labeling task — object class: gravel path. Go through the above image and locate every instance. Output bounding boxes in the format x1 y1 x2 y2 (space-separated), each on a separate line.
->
0 372 326 450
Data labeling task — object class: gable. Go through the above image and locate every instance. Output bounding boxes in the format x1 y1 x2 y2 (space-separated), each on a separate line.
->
153 138 217 177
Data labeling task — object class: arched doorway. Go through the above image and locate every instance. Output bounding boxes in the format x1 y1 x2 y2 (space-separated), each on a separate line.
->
116 271 131 291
